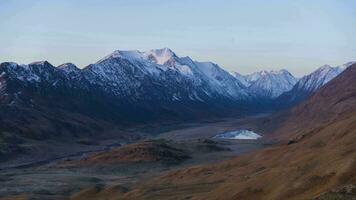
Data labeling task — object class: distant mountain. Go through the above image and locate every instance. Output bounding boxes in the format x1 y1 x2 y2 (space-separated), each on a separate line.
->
85 48 249 103
1 50 352 120
247 70 297 99
0 48 258 163
0 48 256 130
232 69 297 99
0 47 354 165
277 62 355 107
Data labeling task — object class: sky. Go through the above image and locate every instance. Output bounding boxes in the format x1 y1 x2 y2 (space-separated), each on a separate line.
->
0 0 355 76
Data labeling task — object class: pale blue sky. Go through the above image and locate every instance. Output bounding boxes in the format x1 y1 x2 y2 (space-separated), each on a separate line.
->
0 0 355 76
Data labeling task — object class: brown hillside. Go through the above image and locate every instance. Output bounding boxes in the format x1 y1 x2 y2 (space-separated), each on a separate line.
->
63 139 190 165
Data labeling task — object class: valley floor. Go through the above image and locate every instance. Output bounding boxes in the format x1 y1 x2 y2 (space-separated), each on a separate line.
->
0 113 273 199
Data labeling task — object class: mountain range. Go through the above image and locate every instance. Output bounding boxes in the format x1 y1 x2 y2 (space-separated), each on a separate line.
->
0 48 353 162
1 48 356 200
1 48 352 112
0 48 254 124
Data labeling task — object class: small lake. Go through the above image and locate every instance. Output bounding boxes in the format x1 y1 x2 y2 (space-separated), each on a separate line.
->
213 130 262 140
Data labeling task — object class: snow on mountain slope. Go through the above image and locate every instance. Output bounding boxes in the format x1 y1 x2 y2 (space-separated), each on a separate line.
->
245 69 297 99
336 61 356 72
0 48 251 107
245 71 264 83
144 47 176 65
84 48 249 101
277 62 355 106
296 65 342 92
192 61 248 98
231 72 250 87
58 63 81 74
0 61 63 83
0 48 257 124
0 61 84 107
290 63 353 94
2 47 351 115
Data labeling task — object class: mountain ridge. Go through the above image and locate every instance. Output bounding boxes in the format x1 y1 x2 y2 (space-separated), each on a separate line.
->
2 49 353 113
276 61 355 107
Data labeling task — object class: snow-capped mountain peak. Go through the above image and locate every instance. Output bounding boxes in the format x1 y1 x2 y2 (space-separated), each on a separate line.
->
58 63 80 74
300 65 340 91
272 69 289 74
245 69 292 81
338 61 356 71
277 62 353 106
245 70 265 83
29 61 50 66
83 48 250 101
144 48 177 65
231 68 298 98
98 48 177 66
100 50 144 62
315 64 333 73
246 69 297 98
1 48 354 120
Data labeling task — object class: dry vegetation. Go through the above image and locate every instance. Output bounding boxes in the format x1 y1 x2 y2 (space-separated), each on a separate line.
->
62 139 191 165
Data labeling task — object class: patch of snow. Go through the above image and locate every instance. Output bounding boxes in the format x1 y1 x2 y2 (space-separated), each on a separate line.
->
29 61 48 65
58 63 80 73
245 71 265 83
213 130 262 140
176 64 193 76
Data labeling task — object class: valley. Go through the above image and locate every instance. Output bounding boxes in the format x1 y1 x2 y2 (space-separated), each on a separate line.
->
65 63 356 200
2 1 356 199
0 114 272 200
0 49 355 200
